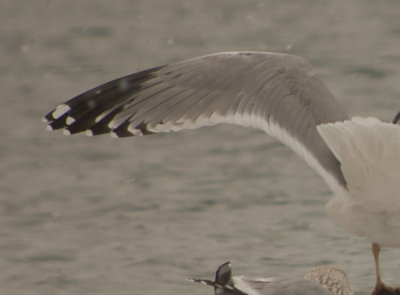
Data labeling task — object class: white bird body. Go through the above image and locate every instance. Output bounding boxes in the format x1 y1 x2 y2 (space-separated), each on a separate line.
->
318 117 400 247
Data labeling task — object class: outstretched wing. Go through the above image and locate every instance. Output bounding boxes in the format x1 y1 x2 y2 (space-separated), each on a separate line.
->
44 51 349 193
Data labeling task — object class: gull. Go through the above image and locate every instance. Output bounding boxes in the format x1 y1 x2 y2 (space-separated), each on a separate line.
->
43 51 400 294
188 261 353 295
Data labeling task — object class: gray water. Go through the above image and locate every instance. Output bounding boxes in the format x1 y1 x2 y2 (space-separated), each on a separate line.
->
2 1 400 294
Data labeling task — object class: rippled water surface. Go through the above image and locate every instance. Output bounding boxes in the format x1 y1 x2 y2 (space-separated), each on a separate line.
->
2 1 400 294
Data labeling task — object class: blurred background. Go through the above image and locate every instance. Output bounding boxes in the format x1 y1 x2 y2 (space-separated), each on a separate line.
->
1 1 400 294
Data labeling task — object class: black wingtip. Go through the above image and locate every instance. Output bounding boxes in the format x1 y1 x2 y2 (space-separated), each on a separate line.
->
43 65 165 136
392 111 400 124
215 261 232 286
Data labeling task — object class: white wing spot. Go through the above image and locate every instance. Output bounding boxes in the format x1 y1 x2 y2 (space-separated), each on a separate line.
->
85 130 94 137
63 129 71 136
95 111 112 123
66 116 76 125
127 124 144 136
52 104 71 119
108 120 118 129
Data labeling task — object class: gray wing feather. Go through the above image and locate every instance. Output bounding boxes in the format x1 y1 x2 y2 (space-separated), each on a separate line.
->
44 51 349 190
